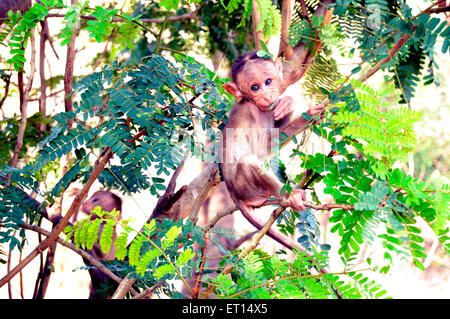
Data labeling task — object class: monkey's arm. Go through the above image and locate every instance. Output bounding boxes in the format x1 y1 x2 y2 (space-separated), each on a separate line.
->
277 103 325 137
223 154 306 212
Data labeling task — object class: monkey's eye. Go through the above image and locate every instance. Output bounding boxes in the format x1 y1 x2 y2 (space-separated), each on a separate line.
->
92 198 99 203
251 84 260 92
265 78 272 85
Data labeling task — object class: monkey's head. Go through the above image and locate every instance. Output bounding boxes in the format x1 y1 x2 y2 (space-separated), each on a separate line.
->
82 190 122 217
223 51 284 112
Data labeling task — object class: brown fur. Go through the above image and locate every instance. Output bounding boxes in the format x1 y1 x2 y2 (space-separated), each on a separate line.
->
0 0 31 22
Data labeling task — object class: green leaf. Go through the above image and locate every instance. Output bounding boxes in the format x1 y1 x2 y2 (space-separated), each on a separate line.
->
154 263 175 279
159 0 179 11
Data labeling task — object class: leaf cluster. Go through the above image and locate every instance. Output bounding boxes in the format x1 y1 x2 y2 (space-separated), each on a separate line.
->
64 210 201 289
209 248 387 299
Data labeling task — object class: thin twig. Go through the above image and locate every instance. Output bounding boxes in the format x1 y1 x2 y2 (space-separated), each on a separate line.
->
131 281 164 299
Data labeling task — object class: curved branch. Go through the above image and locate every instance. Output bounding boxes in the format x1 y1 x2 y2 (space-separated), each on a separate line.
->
281 0 335 88
22 221 138 296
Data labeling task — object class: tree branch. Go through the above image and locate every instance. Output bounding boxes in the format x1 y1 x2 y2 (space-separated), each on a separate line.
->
131 281 164 299
111 275 138 299
21 221 138 296
0 148 113 288
278 0 294 59
251 0 264 50
46 9 200 24
38 19 48 133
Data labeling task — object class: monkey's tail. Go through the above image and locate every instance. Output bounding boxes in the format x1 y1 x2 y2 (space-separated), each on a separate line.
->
231 195 306 254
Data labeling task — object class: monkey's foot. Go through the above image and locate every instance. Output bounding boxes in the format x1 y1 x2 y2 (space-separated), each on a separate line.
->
281 189 306 212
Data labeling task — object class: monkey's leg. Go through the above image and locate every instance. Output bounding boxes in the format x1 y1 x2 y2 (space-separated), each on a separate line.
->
235 154 306 211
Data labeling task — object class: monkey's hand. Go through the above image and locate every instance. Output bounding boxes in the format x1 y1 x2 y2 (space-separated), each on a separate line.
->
281 189 307 212
306 102 326 121
273 96 295 121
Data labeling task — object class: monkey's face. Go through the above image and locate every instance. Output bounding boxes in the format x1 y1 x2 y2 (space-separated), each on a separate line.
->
237 60 283 111
82 190 119 215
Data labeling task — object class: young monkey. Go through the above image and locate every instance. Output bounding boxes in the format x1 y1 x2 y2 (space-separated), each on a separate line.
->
81 190 123 261
220 51 324 216
80 190 123 298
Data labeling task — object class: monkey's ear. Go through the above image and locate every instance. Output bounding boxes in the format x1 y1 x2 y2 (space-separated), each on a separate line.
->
273 58 283 73
222 82 243 101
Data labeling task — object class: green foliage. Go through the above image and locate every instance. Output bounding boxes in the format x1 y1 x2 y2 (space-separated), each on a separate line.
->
208 249 387 299
0 0 448 300
1 0 63 71
64 209 199 283
159 0 202 11
220 0 281 40
330 0 450 103
0 245 6 264
390 43 426 104
332 79 422 177
0 113 52 165
302 49 342 102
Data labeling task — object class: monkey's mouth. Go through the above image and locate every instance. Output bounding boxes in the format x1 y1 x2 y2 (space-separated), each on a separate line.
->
268 99 280 111
257 99 279 112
